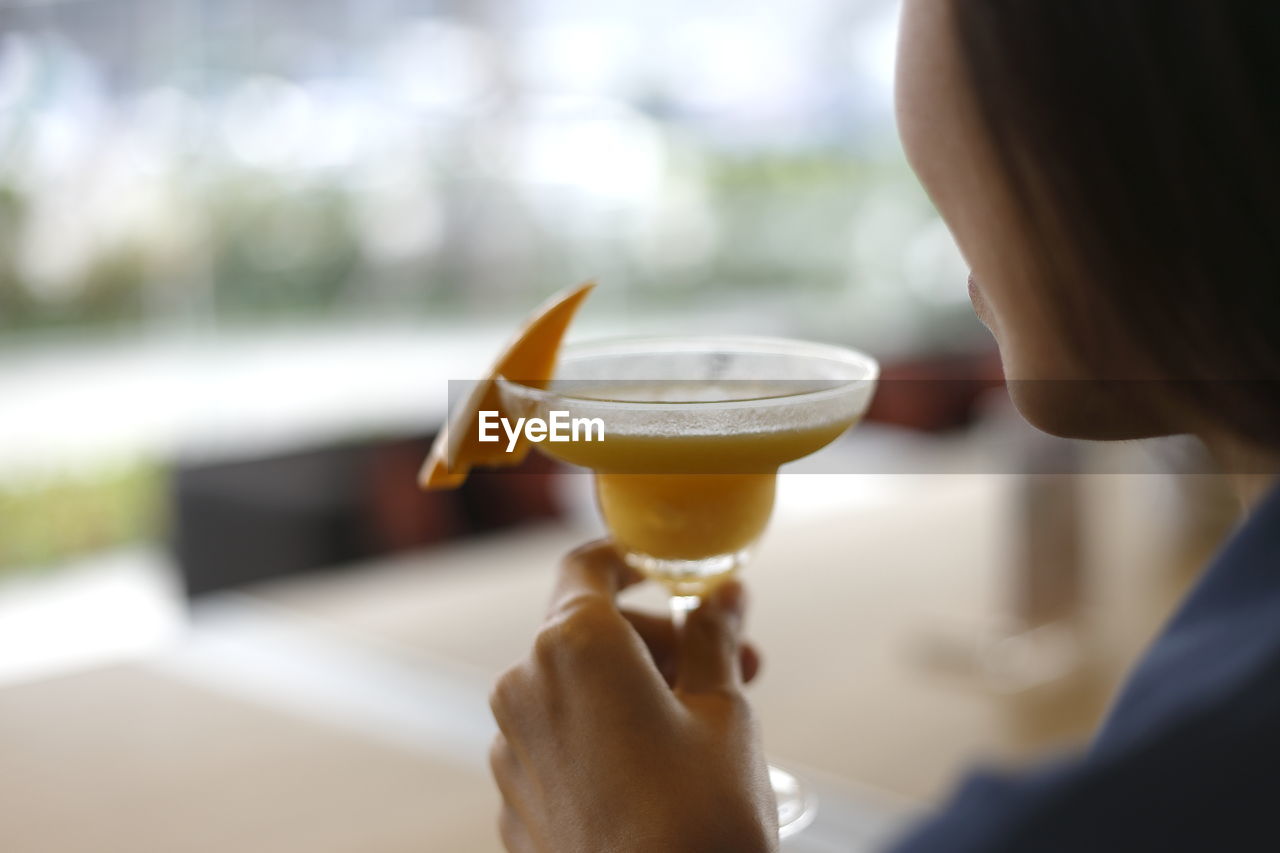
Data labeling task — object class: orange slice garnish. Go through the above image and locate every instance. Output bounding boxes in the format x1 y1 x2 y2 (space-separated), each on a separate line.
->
418 280 595 489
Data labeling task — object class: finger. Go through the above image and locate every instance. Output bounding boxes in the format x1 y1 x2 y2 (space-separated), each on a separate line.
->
675 580 748 695
620 610 678 683
621 609 761 685
488 734 522 802
489 663 530 737
498 803 532 853
488 734 509 778
547 540 644 619
491 738 536 853
620 610 676 654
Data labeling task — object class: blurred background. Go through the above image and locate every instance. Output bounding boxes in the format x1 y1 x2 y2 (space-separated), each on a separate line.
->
0 1 1243 851
0 0 981 589
0 0 985 654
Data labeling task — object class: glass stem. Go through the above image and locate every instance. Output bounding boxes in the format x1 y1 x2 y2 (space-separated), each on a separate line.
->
669 594 702 632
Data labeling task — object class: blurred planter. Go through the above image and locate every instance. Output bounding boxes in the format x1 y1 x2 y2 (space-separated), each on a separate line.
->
865 348 1004 432
0 462 164 574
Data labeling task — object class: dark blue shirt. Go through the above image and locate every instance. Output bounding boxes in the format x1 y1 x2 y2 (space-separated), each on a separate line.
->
888 482 1280 852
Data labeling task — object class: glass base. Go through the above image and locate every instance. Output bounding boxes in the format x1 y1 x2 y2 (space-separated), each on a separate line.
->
623 547 752 597
771 764 817 840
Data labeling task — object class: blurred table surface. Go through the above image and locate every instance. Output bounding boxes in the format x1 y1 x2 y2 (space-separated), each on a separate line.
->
0 470 1212 853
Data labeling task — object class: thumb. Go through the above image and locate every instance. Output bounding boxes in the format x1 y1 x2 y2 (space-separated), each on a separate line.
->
676 580 747 695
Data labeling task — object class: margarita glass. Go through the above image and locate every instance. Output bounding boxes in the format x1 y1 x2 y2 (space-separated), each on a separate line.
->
497 335 878 839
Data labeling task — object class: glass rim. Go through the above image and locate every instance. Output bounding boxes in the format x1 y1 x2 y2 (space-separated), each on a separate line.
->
496 334 880 412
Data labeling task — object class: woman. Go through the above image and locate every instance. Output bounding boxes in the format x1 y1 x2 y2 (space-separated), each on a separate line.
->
488 2 1280 850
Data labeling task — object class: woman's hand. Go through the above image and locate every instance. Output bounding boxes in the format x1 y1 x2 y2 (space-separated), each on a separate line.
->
489 541 778 853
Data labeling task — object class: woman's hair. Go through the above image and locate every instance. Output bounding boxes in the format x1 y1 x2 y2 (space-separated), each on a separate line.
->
951 1 1280 450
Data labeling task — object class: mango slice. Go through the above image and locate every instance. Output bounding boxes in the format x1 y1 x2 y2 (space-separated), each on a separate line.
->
418 280 595 489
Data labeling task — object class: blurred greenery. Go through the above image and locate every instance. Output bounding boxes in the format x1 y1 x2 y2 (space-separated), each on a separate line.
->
0 462 165 573
0 178 151 333
208 175 364 320
704 152 880 293
0 129 947 328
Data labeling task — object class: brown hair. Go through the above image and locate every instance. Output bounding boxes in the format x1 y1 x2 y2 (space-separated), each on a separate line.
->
951 1 1280 449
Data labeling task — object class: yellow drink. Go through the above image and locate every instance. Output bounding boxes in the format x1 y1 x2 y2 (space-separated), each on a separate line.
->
594 472 776 564
537 408 858 593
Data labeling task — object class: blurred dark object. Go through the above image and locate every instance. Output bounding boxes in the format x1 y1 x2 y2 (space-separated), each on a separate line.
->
172 434 561 597
865 348 1004 432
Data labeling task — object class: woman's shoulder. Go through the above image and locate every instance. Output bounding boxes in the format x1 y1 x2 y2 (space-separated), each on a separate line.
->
887 649 1280 853
887 483 1280 853
1096 480 1280 747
